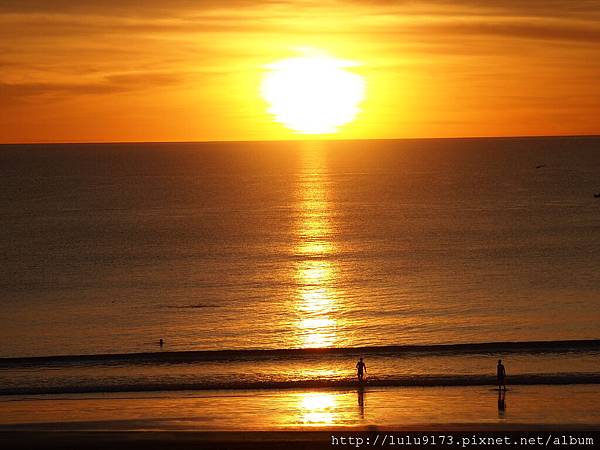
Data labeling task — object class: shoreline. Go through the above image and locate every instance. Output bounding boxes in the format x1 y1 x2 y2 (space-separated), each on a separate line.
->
2 374 600 396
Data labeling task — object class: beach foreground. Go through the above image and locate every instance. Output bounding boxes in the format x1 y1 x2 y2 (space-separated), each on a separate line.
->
2 428 599 450
1 385 598 449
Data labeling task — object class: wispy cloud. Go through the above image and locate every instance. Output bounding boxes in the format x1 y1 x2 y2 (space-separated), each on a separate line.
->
1 72 184 104
0 73 183 101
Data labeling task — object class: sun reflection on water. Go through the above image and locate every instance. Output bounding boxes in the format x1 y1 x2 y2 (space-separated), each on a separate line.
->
299 392 338 425
298 241 333 256
298 288 331 313
293 144 341 348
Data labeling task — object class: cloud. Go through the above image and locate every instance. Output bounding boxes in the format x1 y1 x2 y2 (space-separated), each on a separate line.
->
0 1 256 16
1 82 126 102
2 1 599 45
2 0 599 17
426 21 600 44
0 72 184 105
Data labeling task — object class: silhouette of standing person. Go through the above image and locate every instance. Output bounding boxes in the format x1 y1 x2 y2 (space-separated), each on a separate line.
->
159 338 164 348
497 359 506 390
356 357 367 383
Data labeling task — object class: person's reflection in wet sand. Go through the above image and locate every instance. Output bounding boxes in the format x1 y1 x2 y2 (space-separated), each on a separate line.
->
497 389 506 418
357 386 365 419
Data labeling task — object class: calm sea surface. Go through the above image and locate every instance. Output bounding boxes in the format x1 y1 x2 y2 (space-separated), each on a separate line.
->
1 137 599 362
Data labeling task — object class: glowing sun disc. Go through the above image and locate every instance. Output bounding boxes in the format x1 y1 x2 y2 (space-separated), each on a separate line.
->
261 55 365 134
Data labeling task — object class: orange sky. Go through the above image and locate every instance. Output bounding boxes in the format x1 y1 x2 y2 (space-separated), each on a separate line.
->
1 0 600 143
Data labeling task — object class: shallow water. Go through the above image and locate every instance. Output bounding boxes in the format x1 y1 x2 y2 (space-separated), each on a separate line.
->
1 342 598 395
2 385 599 429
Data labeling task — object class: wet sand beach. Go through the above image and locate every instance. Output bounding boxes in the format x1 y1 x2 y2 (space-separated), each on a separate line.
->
2 385 599 448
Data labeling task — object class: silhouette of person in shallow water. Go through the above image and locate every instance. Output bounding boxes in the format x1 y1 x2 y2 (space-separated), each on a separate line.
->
497 389 506 418
497 359 506 390
356 357 367 383
159 338 164 348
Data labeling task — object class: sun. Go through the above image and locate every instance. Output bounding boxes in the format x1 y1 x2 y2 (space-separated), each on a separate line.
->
261 53 365 134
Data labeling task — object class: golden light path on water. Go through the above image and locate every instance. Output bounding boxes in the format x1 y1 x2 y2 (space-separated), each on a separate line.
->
294 390 366 426
298 392 338 425
294 143 341 349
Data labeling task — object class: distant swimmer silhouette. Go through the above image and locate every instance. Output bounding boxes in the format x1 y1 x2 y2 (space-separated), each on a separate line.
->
356 357 367 383
497 359 506 390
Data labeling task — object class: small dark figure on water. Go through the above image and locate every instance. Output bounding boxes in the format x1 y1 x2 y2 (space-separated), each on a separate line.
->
356 357 367 383
497 359 506 390
159 338 164 348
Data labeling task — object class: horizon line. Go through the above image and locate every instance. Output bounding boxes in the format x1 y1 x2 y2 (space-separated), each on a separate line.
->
1 133 599 146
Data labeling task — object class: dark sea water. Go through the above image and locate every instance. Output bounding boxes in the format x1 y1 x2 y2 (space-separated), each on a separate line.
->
1 137 599 394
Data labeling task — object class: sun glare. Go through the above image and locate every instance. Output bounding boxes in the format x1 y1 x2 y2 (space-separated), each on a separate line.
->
261 53 365 134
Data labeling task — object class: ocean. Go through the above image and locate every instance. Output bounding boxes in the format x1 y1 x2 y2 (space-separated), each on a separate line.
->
1 136 599 394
